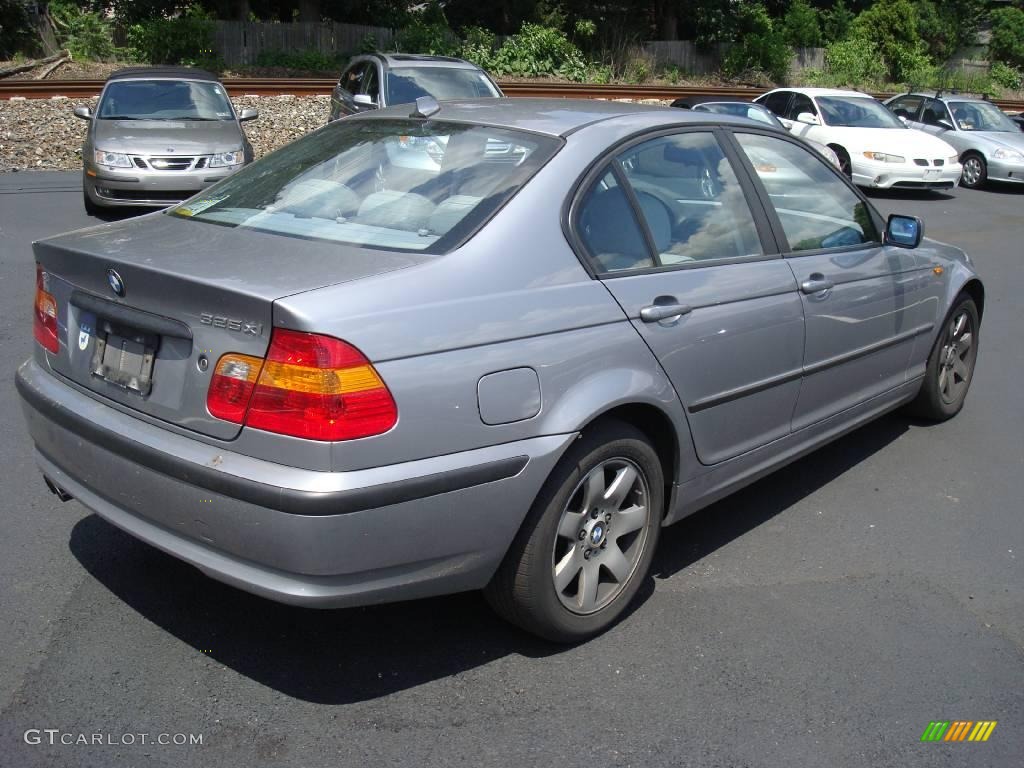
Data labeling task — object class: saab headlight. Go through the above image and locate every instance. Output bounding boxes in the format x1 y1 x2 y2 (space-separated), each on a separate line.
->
209 150 244 168
863 152 906 163
93 150 131 168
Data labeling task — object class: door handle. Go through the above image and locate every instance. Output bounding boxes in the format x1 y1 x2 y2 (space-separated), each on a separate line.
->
640 302 692 323
800 275 834 294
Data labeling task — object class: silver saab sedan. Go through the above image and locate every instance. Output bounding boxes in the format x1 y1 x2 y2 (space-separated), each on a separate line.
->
18 98 983 642
74 67 258 214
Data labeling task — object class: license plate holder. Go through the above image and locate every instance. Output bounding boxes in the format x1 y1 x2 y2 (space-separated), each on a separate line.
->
90 319 159 396
923 168 941 179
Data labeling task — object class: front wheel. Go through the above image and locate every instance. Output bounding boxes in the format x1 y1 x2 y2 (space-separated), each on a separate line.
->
910 294 980 420
832 146 852 178
960 153 987 189
485 421 664 643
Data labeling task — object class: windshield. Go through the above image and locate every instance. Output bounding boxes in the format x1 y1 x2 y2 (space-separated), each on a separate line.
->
170 119 559 252
817 96 905 129
385 67 499 106
948 101 1017 132
694 102 783 129
98 80 234 121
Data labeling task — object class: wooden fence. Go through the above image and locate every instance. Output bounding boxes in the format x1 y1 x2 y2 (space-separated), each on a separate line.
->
642 40 824 76
213 21 394 66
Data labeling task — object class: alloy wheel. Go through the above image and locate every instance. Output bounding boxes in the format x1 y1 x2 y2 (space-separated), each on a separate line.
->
551 458 651 615
938 309 974 404
962 157 982 187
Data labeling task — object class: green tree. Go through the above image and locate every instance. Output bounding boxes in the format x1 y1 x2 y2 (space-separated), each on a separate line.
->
990 6 1024 69
721 2 793 83
821 0 855 44
782 0 821 48
850 0 931 82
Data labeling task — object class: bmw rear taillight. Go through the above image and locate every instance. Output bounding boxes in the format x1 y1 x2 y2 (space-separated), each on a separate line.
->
33 264 59 354
206 330 398 441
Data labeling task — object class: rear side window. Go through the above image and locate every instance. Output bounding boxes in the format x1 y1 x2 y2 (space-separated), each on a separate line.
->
171 119 560 253
888 95 923 120
616 132 762 265
576 169 653 273
760 91 792 116
735 133 879 252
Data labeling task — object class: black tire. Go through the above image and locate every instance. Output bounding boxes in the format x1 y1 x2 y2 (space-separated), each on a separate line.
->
832 145 852 179
960 152 987 189
485 420 664 643
83 186 101 216
910 294 980 420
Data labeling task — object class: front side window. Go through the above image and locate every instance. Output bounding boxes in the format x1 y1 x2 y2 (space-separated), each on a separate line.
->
171 119 559 253
362 64 380 100
786 93 817 121
888 95 923 120
341 64 366 95
98 80 234 121
816 96 905 129
949 101 1017 132
735 133 879 252
921 98 952 128
385 67 500 107
616 132 762 265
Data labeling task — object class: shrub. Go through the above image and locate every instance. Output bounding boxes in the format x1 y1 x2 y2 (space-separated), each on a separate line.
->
358 32 379 54
127 5 215 66
782 0 822 48
721 3 792 84
850 0 932 83
458 26 497 70
821 0 854 44
990 60 1023 91
989 6 1024 69
822 37 886 87
48 0 119 61
393 17 458 56
490 23 589 81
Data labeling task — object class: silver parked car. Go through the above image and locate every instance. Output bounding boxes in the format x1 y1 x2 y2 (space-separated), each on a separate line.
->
328 53 501 121
885 91 1024 188
19 99 983 642
75 67 258 213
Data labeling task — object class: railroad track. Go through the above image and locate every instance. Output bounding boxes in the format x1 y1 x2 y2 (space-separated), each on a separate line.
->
2 78 1022 111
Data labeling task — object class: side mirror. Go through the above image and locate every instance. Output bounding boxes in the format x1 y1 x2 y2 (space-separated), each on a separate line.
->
885 214 924 249
353 94 376 108
898 115 909 126
778 118 793 130
238 108 258 122
796 112 820 125
937 118 954 131
73 106 92 120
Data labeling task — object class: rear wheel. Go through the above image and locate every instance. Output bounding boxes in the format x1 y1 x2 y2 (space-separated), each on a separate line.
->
960 153 987 189
485 421 663 643
910 294 979 420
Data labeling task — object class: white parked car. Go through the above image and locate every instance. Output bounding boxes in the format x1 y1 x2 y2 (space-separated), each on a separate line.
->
755 87 963 190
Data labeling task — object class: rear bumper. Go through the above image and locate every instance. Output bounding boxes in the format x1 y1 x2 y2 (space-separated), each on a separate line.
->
83 163 241 207
17 359 573 607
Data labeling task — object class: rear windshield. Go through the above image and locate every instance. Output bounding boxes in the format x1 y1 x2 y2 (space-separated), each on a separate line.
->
171 119 560 252
386 67 499 105
98 80 234 121
948 101 1017 132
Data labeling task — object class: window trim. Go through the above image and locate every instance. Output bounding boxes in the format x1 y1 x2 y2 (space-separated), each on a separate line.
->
562 124 783 280
723 126 886 260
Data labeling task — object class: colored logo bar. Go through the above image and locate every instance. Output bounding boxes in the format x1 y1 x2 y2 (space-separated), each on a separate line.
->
921 721 997 742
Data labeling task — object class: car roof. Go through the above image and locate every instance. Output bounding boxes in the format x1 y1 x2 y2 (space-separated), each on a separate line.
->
774 87 872 98
359 97 757 137
370 54 482 70
901 91 989 103
106 66 220 82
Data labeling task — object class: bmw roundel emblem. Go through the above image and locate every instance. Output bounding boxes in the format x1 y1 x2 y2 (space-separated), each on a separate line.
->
107 268 125 297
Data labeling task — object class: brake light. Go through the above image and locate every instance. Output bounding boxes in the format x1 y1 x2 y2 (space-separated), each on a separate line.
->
33 264 59 353
206 330 398 441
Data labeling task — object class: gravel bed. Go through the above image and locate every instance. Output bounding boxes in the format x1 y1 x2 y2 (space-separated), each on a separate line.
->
0 94 331 172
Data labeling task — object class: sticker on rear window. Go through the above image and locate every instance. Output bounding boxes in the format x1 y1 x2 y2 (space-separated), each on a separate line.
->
175 195 228 217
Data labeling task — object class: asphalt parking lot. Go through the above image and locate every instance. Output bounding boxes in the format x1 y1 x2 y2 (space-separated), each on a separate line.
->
0 171 1021 768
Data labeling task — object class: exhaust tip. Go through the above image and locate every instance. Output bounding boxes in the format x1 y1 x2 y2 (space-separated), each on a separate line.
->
43 475 73 503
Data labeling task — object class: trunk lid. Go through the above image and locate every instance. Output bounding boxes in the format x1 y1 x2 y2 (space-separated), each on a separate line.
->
35 212 426 439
